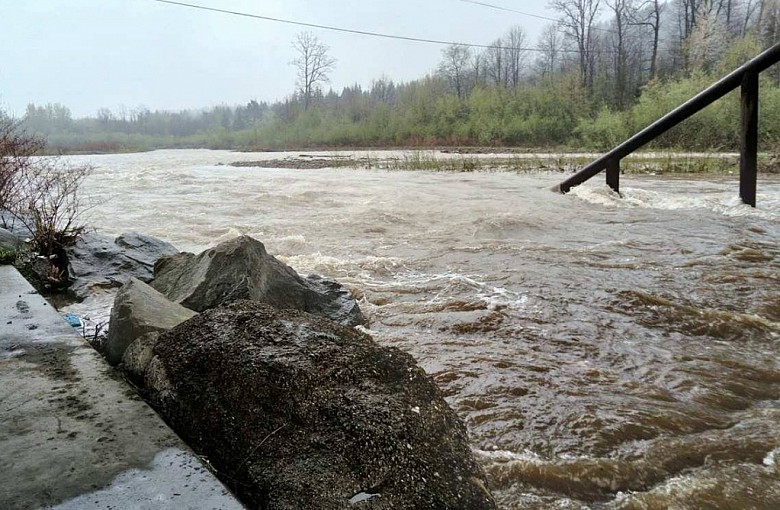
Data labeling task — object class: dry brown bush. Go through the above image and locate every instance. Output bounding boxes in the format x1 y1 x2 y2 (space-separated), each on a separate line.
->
1 114 92 284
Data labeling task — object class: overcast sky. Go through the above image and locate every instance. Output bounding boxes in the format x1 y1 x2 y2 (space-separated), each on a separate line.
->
1 0 557 117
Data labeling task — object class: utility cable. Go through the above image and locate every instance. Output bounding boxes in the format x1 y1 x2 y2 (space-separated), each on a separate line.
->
147 0 601 54
456 0 559 24
456 0 618 35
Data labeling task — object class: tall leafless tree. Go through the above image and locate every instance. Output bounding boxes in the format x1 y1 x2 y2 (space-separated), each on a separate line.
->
549 0 602 90
504 27 529 88
607 0 631 108
536 24 565 79
439 44 473 100
486 37 506 87
291 32 337 110
631 0 663 78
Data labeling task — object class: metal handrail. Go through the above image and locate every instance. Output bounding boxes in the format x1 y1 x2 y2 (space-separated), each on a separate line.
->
555 42 780 206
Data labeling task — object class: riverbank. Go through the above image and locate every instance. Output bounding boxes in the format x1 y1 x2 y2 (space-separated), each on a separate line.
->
0 265 243 509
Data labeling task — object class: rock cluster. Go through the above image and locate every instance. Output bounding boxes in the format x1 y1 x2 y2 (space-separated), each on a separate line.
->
100 235 495 510
150 236 364 326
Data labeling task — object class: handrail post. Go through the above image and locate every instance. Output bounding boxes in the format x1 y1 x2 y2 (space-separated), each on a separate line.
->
555 42 780 202
606 158 620 194
740 71 759 207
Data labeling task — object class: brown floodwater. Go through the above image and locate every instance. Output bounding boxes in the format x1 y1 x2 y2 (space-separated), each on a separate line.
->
63 150 780 508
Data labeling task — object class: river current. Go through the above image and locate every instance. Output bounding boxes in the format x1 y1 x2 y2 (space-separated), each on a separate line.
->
63 149 780 508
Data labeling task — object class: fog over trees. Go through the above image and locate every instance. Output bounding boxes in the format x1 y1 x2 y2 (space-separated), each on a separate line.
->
17 0 780 153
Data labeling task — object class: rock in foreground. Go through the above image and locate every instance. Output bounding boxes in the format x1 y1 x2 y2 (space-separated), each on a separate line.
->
136 301 495 510
105 278 197 365
151 236 365 326
67 231 179 300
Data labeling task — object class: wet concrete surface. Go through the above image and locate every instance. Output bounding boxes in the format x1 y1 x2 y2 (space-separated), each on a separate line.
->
0 265 244 509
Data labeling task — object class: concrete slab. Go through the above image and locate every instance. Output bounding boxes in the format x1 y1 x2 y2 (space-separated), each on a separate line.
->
0 265 244 510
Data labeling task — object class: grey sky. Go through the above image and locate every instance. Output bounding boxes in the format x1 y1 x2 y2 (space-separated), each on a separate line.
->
1 0 556 117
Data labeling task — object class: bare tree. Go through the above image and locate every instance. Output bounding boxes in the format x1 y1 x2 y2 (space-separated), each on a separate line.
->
686 8 730 70
290 32 337 110
438 44 473 100
485 37 506 87
504 27 529 88
630 0 663 78
549 0 602 90
536 24 564 79
742 0 773 35
1 114 92 286
0 116 44 218
472 52 486 87
607 0 631 108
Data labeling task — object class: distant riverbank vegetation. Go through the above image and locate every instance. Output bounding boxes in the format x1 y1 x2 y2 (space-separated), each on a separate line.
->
16 1 780 155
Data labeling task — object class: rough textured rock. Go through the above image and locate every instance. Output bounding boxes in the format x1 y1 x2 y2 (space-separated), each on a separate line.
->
105 278 196 365
66 231 179 300
139 301 496 510
121 332 161 385
151 236 365 326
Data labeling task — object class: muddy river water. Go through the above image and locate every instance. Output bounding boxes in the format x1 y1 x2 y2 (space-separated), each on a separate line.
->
63 149 780 508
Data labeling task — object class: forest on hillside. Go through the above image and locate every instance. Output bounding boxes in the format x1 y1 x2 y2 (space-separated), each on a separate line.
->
16 0 780 153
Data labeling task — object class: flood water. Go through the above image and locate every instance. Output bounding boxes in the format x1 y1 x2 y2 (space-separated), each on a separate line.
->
64 149 780 508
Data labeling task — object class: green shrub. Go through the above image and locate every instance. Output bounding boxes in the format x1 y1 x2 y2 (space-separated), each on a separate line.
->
576 107 630 150
0 247 16 264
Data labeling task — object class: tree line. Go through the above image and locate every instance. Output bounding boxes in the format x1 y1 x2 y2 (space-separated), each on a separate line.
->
18 0 780 153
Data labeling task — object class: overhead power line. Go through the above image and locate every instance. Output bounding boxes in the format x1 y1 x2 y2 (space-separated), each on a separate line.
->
147 0 592 54
456 0 559 24
457 0 617 35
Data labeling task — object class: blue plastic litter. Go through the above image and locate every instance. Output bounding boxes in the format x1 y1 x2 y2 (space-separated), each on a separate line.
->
64 313 82 328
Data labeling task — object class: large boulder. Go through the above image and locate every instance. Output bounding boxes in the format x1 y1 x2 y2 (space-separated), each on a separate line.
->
150 236 365 327
67 231 179 300
105 278 196 365
132 301 496 510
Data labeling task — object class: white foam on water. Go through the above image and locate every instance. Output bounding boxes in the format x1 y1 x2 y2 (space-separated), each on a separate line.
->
611 472 720 507
474 447 546 463
268 234 307 245
358 269 530 315
474 448 630 494
279 253 405 277
477 287 529 311
764 447 780 473
209 227 245 247
570 184 780 220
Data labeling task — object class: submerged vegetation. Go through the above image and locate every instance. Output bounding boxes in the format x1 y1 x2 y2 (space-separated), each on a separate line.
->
229 150 766 175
